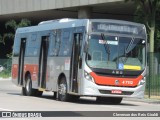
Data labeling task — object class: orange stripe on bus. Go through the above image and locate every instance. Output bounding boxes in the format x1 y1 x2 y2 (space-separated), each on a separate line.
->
12 64 49 81
24 64 39 81
12 64 18 79
12 64 39 81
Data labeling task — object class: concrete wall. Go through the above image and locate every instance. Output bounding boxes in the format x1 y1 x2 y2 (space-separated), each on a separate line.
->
0 0 123 15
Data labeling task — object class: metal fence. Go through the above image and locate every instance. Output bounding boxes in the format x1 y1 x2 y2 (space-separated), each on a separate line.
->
0 55 160 99
146 53 160 99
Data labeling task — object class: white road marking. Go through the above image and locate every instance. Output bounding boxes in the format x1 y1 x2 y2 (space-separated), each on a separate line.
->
101 105 136 111
0 108 14 111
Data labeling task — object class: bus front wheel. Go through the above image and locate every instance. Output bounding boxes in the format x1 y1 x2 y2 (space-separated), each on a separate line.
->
96 97 122 104
110 97 123 104
58 77 70 101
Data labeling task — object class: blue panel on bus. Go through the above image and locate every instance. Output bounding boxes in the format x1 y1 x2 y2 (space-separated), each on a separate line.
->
118 63 124 70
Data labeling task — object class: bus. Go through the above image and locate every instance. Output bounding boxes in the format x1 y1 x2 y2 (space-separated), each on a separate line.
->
12 18 147 104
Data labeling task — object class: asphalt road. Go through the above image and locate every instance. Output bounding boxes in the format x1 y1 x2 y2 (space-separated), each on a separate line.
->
0 79 160 120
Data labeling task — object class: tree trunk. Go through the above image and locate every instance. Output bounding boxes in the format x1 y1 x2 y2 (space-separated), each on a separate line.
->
148 11 156 98
149 27 155 52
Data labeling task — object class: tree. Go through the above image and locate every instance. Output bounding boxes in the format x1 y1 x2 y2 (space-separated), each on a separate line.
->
0 19 31 58
0 19 31 43
125 0 160 98
126 0 160 52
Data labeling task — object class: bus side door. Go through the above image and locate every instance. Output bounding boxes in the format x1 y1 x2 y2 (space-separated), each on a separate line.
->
18 38 26 86
70 33 83 93
38 36 49 89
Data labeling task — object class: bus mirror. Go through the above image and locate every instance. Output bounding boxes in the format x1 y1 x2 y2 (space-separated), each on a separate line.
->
141 39 146 45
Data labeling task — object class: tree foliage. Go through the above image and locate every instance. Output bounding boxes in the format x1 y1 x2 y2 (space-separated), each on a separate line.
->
125 1 160 96
0 19 31 44
0 19 31 58
5 19 31 31
126 0 160 52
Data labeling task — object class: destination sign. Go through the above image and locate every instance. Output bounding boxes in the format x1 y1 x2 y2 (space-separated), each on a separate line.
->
92 22 139 35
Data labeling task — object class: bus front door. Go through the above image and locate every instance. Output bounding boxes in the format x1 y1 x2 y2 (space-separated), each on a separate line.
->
18 38 26 85
38 36 49 89
70 33 82 93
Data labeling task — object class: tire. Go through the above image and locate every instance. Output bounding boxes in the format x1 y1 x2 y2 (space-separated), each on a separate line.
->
96 97 122 104
110 97 123 104
96 97 111 104
58 77 70 101
21 87 26 96
25 75 36 96
70 95 80 102
35 90 43 97
53 92 57 99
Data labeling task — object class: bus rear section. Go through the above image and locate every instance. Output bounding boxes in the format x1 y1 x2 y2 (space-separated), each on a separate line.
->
12 31 47 96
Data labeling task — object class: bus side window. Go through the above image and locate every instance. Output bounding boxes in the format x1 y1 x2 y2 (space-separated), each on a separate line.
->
55 30 61 56
25 34 39 57
49 30 61 56
59 28 72 56
49 33 56 56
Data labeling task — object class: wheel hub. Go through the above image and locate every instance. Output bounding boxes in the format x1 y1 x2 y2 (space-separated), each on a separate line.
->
59 83 66 95
26 79 31 92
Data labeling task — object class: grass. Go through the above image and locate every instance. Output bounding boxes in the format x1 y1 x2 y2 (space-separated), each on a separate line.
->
144 95 160 100
0 70 11 78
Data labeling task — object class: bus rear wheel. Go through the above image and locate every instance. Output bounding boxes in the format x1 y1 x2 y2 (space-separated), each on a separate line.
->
58 77 70 101
35 90 43 97
21 87 26 96
25 75 36 96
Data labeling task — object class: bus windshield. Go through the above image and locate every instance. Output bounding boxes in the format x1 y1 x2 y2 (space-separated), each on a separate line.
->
86 34 146 71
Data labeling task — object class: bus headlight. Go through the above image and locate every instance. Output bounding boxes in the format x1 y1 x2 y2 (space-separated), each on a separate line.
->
138 77 146 86
84 71 95 83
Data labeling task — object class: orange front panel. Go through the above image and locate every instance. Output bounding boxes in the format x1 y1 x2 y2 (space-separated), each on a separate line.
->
90 72 143 87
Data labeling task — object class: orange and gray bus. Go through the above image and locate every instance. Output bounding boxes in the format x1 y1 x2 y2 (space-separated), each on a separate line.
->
12 18 147 104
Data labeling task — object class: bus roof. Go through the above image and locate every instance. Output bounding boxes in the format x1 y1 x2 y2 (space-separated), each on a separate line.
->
16 18 145 34
16 18 89 33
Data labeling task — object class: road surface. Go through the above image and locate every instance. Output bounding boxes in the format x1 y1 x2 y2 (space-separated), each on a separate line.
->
0 79 159 120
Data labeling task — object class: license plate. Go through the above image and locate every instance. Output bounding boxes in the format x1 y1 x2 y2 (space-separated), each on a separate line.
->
111 90 122 94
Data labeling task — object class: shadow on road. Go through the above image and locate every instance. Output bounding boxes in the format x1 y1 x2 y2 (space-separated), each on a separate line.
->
73 98 139 106
7 92 139 106
7 93 21 96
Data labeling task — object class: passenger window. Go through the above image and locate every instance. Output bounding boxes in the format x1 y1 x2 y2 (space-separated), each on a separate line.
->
26 34 39 57
54 30 61 56
59 28 72 56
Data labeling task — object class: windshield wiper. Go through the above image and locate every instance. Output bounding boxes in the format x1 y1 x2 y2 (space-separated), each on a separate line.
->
123 37 135 63
101 33 110 61
125 37 135 54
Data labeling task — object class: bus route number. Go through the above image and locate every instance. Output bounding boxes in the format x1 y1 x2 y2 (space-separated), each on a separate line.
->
122 80 133 85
